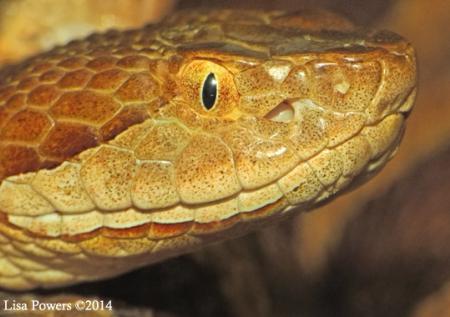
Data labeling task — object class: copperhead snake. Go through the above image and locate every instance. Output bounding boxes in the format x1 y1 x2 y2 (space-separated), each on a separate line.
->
0 9 416 290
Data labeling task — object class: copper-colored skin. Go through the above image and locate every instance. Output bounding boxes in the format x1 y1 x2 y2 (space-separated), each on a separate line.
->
0 9 416 290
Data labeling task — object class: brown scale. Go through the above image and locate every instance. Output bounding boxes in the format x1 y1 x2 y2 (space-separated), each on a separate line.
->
0 47 164 181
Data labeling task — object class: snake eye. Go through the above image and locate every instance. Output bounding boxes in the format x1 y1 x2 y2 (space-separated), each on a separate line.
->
201 73 217 110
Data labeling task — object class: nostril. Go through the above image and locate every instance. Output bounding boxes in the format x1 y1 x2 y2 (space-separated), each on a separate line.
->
264 100 295 123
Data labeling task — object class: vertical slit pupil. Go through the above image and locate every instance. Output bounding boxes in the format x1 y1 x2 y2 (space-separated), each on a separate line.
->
202 73 217 110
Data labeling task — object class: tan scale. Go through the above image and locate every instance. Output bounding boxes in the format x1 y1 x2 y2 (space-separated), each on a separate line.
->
0 9 417 290
131 160 180 209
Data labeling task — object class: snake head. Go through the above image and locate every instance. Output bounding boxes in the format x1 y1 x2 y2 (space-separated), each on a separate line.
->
157 9 417 206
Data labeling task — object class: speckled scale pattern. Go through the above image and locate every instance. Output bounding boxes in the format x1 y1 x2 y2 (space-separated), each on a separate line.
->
0 9 417 290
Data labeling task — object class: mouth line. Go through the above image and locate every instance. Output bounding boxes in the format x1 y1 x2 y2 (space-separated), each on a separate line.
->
264 99 296 123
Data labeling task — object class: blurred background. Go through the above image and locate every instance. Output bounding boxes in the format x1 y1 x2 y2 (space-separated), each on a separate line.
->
0 1 449 316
